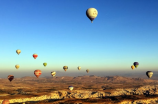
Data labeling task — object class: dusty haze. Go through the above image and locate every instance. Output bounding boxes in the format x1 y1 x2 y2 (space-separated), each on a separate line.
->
1 70 158 79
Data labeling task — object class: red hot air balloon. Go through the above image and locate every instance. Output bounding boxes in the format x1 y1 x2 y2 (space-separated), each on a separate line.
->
33 54 38 59
34 70 42 78
2 99 9 104
8 75 14 82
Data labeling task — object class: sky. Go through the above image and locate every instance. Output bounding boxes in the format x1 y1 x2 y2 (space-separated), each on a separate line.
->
0 0 158 78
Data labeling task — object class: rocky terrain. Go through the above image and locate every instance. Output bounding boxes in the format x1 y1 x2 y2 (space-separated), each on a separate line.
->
0 75 158 104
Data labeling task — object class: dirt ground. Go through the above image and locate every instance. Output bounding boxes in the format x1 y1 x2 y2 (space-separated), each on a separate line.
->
0 76 157 104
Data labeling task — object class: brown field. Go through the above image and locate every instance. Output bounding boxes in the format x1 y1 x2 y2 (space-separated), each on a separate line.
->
1 75 158 104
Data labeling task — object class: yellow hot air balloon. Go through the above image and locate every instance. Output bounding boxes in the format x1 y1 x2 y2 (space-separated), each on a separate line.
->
77 66 81 70
51 71 56 77
86 8 98 23
63 66 68 72
86 69 89 73
16 49 21 55
131 65 135 70
15 64 20 69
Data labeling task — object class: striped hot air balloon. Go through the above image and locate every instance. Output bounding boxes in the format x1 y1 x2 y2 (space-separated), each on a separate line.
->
33 54 38 59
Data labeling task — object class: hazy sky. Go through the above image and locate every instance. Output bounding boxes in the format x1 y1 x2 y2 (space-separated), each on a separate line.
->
0 0 158 77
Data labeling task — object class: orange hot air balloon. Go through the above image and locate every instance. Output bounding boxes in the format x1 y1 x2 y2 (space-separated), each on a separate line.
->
2 99 9 104
34 70 42 78
131 65 135 70
33 54 38 59
8 75 14 82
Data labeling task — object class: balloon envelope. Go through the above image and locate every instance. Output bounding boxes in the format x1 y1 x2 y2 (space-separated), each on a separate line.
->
133 62 139 68
86 69 89 73
131 65 135 70
2 99 9 104
51 71 56 77
78 66 81 70
146 71 153 78
15 65 20 69
34 70 42 78
43 63 47 67
68 86 74 91
63 66 68 71
135 65 138 68
86 8 98 23
33 54 38 59
8 75 14 82
16 49 21 55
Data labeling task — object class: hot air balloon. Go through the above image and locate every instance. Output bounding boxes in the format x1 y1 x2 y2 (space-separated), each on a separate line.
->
16 49 21 55
86 69 89 73
51 71 56 77
68 86 74 92
8 75 14 82
63 66 68 72
77 66 81 70
86 8 98 23
2 99 9 104
34 70 42 78
133 62 139 68
33 54 38 59
15 64 20 69
146 71 153 78
131 65 135 70
43 63 47 67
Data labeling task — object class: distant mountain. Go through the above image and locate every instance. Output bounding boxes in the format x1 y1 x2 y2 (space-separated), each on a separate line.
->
1 70 158 79
9 75 157 84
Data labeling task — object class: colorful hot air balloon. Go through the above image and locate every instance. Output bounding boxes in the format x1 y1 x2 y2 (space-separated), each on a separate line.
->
43 63 47 67
2 99 9 104
133 62 139 68
51 71 56 77
34 70 42 78
86 69 89 73
146 71 153 78
131 65 135 70
77 66 81 70
63 66 68 72
16 49 21 55
15 64 20 69
8 75 14 82
68 86 74 91
33 54 38 59
86 8 98 23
